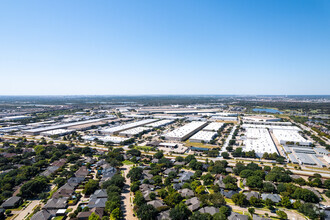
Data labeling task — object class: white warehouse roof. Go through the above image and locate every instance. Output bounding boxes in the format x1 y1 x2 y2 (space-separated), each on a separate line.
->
164 121 207 140
101 119 157 134
189 131 217 143
145 120 174 128
119 126 150 136
203 122 224 131
244 128 278 157
242 124 301 131
272 130 311 146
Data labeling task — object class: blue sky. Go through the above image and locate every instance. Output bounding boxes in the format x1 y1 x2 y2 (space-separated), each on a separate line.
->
0 0 329 95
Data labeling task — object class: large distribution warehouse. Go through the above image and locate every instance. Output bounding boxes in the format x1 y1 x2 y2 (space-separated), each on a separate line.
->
164 121 207 141
101 119 158 134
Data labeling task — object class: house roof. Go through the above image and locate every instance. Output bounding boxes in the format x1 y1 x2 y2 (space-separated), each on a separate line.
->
43 198 67 210
52 188 74 199
75 166 89 177
178 188 194 197
1 196 21 208
140 184 155 192
173 183 182 191
185 197 201 211
164 168 176 175
67 177 85 184
147 200 166 209
59 182 76 191
31 210 56 220
157 210 171 220
77 207 104 219
90 189 108 199
88 198 107 208
244 191 260 200
198 206 219 215
228 212 249 220
261 193 281 203
214 179 226 188
178 171 194 182
222 190 238 199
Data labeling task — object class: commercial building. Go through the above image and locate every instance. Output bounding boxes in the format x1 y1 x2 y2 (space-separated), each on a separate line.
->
164 121 207 141
1 115 32 121
272 130 312 146
189 131 217 143
119 127 151 137
101 119 158 134
243 115 281 122
41 129 73 137
145 120 174 128
203 122 224 131
81 135 129 144
24 117 114 135
242 124 301 131
243 128 278 157
243 121 292 126
210 116 237 121
295 153 317 166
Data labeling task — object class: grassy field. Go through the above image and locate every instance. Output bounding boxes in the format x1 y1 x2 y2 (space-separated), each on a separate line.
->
134 146 154 150
123 160 135 165
185 140 218 148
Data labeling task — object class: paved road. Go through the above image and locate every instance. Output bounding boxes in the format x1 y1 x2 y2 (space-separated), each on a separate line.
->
121 164 137 220
14 199 40 220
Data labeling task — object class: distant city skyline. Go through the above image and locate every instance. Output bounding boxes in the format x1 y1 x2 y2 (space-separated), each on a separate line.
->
0 0 330 95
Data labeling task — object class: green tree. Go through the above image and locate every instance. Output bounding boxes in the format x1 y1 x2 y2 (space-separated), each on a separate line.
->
152 175 162 186
219 206 231 216
110 208 121 220
201 173 214 185
53 177 66 187
153 151 164 159
88 212 101 220
84 179 99 195
190 212 212 220
246 176 263 189
281 196 292 208
195 185 206 194
292 188 319 203
239 170 254 178
164 192 183 207
221 152 230 159
276 210 288 219
169 203 191 220
248 207 255 215
127 167 143 182
232 193 248 207
20 176 48 198
137 204 157 220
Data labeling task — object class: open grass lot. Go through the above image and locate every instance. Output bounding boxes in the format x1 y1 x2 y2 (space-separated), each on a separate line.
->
123 160 135 165
134 145 154 151
185 140 218 148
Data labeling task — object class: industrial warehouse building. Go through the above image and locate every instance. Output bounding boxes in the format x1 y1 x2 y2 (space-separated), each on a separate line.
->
202 122 224 132
164 121 207 141
189 131 217 143
23 117 114 135
101 119 157 134
119 126 151 137
243 128 278 157
272 130 312 146
145 119 174 128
